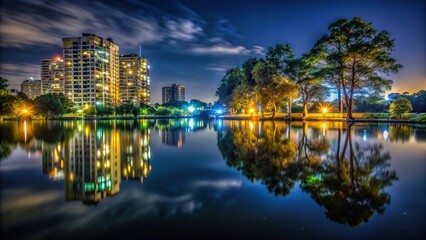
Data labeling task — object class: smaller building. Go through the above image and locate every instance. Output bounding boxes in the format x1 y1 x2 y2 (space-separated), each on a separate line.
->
21 79 42 99
162 84 185 104
119 54 150 105
162 86 172 104
41 57 65 95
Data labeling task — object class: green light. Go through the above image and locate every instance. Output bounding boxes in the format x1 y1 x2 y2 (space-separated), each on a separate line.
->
306 174 323 186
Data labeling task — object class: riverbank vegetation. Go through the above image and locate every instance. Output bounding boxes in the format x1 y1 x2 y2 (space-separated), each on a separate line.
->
215 17 426 121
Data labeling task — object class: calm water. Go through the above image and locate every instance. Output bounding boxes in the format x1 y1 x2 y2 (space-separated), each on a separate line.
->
0 119 425 239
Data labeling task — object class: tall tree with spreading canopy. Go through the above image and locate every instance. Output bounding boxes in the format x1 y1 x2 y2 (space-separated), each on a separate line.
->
252 61 298 119
286 54 328 119
266 44 297 116
315 17 402 121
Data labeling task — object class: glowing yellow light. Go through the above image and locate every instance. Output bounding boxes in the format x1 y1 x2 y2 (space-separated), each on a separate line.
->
249 108 255 113
23 109 28 114
322 122 326 137
55 56 61 61
322 108 328 114
69 172 75 181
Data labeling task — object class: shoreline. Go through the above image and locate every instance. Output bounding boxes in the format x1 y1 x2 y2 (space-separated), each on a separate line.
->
1 114 425 124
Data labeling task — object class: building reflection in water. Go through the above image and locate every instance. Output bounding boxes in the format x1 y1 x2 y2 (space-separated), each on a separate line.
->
64 122 121 205
156 118 209 148
42 142 65 180
36 121 152 205
121 127 151 183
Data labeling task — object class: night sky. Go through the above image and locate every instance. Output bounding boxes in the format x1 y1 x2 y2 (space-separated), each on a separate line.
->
0 0 425 103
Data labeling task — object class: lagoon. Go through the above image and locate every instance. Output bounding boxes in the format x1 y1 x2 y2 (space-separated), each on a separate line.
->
0 119 425 239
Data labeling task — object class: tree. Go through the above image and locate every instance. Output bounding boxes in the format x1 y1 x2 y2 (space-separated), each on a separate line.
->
216 67 245 106
162 100 188 109
34 93 75 117
0 91 33 119
229 84 256 114
96 106 114 116
286 54 328 119
409 90 426 113
315 17 402 121
266 44 294 75
266 44 296 116
132 106 139 117
389 97 412 118
252 61 298 119
140 103 156 115
0 77 9 97
116 104 133 115
241 57 260 86
189 99 208 109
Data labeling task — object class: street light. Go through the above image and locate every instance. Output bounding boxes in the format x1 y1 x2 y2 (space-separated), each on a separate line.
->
188 106 195 113
322 107 328 118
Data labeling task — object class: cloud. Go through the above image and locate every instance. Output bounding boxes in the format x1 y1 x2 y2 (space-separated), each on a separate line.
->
0 1 165 48
0 1 263 55
166 19 203 41
194 179 242 189
190 41 265 55
0 63 41 88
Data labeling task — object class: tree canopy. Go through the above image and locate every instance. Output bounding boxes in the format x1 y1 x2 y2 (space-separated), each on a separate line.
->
389 97 413 118
315 17 402 120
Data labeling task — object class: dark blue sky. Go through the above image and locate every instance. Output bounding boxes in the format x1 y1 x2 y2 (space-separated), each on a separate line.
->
0 0 425 103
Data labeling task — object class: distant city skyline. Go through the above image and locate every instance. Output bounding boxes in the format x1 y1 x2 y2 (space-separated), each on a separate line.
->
0 0 425 103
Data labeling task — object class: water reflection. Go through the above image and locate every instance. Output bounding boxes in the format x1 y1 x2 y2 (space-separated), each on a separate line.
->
155 119 209 147
217 121 398 226
1 119 424 234
0 119 210 205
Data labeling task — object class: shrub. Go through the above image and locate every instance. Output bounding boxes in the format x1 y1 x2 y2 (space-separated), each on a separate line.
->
389 97 413 119
410 113 426 122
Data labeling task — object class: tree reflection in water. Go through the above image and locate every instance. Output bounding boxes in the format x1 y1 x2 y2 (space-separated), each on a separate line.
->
217 121 398 227
218 121 298 196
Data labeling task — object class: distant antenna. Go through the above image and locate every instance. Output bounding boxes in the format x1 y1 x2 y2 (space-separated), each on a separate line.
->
139 45 142 57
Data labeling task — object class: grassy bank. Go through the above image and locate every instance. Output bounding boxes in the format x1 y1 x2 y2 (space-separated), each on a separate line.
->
2 112 425 123
218 112 426 123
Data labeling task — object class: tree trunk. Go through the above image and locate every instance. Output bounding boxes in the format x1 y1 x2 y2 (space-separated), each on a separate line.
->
346 98 353 121
288 98 292 119
272 104 276 119
302 102 308 120
337 82 342 113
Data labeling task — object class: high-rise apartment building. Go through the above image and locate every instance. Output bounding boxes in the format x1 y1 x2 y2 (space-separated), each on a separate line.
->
162 84 185 104
172 84 185 102
63 33 119 109
119 54 150 105
41 57 65 94
162 86 172 104
21 79 41 99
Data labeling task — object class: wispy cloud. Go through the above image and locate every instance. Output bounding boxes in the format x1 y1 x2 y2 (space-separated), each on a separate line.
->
0 63 40 87
0 0 260 56
166 19 203 41
191 41 265 55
